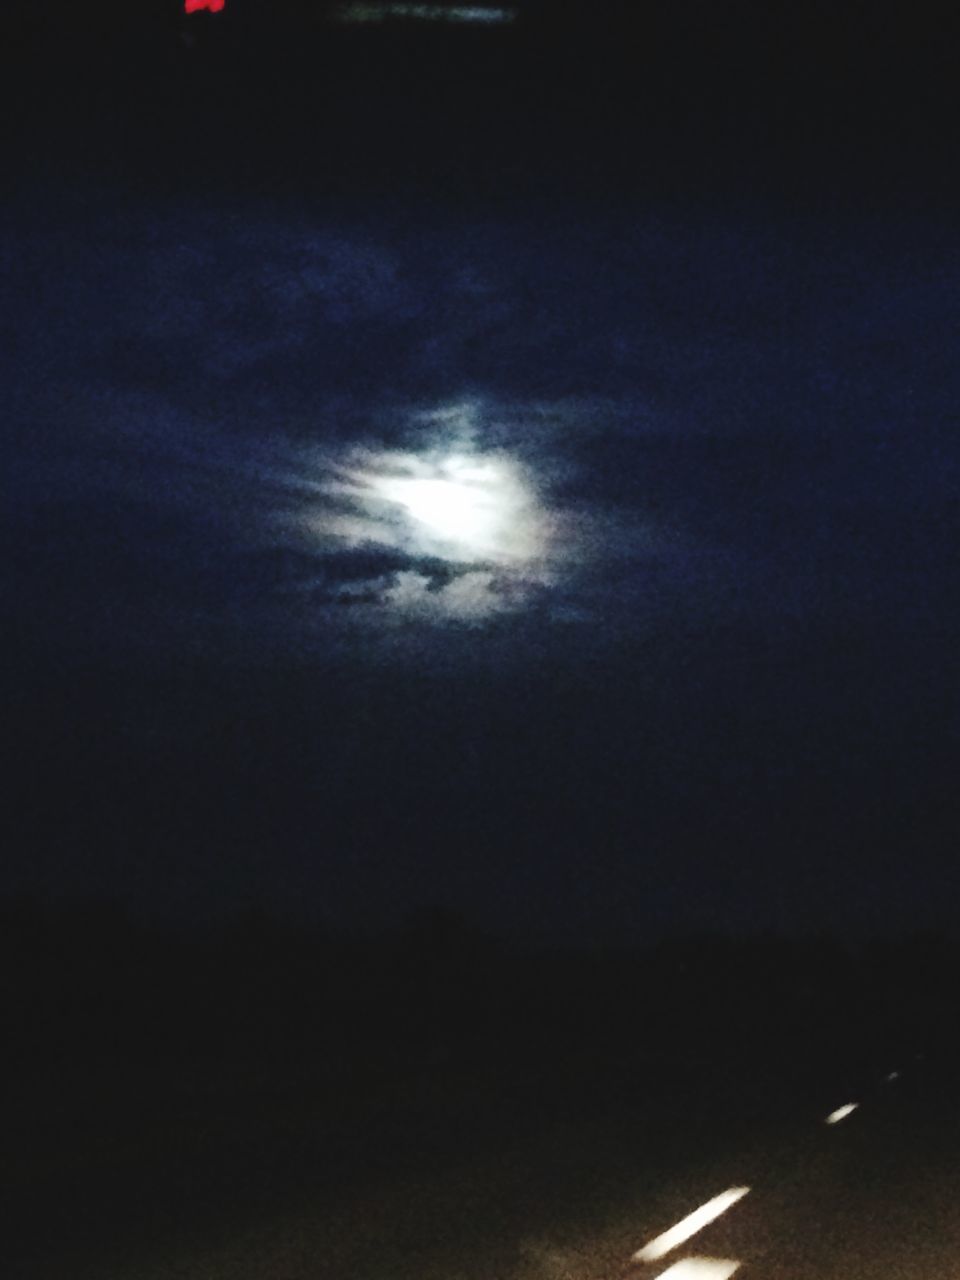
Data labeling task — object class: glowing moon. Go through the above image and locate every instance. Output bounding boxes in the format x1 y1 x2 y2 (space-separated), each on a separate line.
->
306 431 553 620
353 452 542 562
375 471 500 548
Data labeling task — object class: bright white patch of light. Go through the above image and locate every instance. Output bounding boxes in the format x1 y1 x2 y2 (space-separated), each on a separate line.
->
378 475 495 544
347 451 543 562
338 3 515 23
652 1260 742 1280
825 1103 858 1124
885 1070 900 1082
633 1188 751 1263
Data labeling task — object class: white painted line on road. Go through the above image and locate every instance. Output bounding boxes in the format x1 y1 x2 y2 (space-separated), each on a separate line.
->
652 1259 741 1279
824 1103 858 1124
633 1187 751 1263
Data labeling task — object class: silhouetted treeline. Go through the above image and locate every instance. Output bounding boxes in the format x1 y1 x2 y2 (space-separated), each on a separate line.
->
2 897 956 1080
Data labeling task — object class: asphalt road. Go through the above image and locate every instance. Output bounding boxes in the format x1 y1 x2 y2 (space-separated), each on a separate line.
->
610 1054 957 1280
9 1041 955 1280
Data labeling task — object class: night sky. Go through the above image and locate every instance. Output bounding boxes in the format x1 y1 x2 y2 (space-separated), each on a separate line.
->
4 1 959 941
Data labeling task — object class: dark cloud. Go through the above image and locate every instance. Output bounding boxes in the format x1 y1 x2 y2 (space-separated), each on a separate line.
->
5 186 959 669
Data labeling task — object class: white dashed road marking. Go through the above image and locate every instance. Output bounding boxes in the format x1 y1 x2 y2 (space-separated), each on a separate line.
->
651 1260 741 1279
633 1187 751 1263
824 1102 859 1125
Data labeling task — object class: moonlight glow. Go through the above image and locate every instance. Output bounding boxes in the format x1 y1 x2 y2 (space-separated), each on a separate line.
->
345 450 544 563
374 458 507 551
379 476 496 542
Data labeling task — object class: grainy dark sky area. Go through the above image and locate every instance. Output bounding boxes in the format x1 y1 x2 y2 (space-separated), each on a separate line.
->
4 1 959 940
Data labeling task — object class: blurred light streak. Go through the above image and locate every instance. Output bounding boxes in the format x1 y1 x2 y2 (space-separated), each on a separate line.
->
824 1103 858 1124
633 1188 751 1263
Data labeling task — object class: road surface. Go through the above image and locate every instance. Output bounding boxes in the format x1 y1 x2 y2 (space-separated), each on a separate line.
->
7 1045 958 1279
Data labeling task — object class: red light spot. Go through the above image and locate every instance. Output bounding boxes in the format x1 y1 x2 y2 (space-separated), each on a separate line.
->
185 0 226 13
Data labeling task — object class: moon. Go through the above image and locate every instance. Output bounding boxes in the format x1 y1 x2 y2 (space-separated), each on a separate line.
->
374 461 503 551
353 451 543 563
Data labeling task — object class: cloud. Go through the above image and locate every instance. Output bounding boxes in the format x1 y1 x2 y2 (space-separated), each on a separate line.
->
8 184 959 661
384 569 520 623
